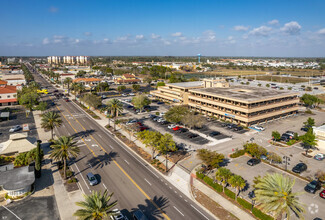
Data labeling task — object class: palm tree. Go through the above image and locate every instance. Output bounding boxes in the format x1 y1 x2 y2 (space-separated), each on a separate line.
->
106 99 123 131
215 167 232 192
72 83 85 101
228 174 246 201
41 111 63 139
254 173 305 219
49 136 80 179
63 77 73 95
74 190 117 220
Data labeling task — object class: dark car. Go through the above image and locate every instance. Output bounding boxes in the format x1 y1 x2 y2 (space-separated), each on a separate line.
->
221 123 228 127
247 158 261 166
305 180 321 194
280 133 292 142
177 128 188 133
53 89 59 93
301 125 312 132
226 124 236 129
292 163 307 173
161 121 169 125
320 190 325 199
209 131 220 136
233 126 243 131
157 101 164 104
188 133 198 138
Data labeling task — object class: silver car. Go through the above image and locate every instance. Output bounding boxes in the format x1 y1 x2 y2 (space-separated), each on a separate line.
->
86 172 98 186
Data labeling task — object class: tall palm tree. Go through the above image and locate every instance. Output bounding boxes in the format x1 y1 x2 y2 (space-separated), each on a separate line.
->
63 77 73 95
254 173 305 220
106 99 123 131
228 174 246 201
41 111 63 139
215 167 232 192
49 136 79 179
74 190 117 220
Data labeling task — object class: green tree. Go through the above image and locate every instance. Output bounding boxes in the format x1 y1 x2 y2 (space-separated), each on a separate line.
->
131 94 151 112
254 173 305 219
36 101 48 112
72 83 86 100
215 167 233 192
144 77 152 85
156 82 165 88
266 152 282 164
197 149 225 170
19 91 39 117
41 111 63 139
96 82 110 93
266 84 270 88
244 143 267 158
137 130 162 159
117 85 126 94
132 84 141 92
304 117 315 127
181 112 204 128
74 189 117 220
164 105 189 124
80 94 102 109
272 131 281 141
50 136 80 180
300 128 317 155
106 99 123 131
229 174 246 201
63 77 73 95
157 133 176 172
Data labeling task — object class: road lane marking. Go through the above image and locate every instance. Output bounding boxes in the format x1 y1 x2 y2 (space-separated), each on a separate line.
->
174 191 177 194
1 206 22 220
103 183 107 190
98 134 102 138
74 162 90 190
190 204 209 220
144 178 152 186
124 160 129 165
185 199 188 202
173 206 184 217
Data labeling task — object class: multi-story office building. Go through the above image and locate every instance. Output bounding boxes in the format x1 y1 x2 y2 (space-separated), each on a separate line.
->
48 56 88 65
150 78 299 126
47 56 61 64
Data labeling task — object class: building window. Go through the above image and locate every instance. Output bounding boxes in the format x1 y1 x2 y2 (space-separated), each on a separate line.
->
7 95 10 98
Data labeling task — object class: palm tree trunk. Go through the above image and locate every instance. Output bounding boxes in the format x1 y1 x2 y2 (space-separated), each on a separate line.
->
51 128 54 140
64 158 67 180
152 148 155 159
165 154 168 173
68 83 70 95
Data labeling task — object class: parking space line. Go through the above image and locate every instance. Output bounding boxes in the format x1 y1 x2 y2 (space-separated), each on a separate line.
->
103 183 107 190
74 162 90 190
190 204 209 220
173 206 184 216
2 205 22 220
144 178 152 186
124 160 129 165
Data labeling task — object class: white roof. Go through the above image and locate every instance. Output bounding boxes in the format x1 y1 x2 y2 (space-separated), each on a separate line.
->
0 133 36 155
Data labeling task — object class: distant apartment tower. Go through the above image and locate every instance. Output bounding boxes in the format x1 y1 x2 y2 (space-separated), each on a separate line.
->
75 56 88 64
63 56 74 64
47 56 61 64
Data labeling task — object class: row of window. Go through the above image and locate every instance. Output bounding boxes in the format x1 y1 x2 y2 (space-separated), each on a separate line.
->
0 94 16 99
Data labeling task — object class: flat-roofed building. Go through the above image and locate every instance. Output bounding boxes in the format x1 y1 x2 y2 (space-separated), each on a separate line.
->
150 78 299 126
314 125 325 153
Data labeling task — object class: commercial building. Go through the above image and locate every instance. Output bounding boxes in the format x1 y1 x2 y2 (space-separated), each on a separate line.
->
0 80 18 106
73 78 101 89
150 78 299 126
114 74 141 84
1 74 26 86
314 125 325 153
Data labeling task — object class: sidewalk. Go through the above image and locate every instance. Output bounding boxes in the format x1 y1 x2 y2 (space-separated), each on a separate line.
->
33 109 84 220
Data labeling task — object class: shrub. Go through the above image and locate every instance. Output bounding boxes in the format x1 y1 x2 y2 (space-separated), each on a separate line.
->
230 149 245 158
196 172 205 180
237 197 252 210
224 188 236 200
252 207 274 220
66 170 74 178
286 139 296 146
67 177 78 183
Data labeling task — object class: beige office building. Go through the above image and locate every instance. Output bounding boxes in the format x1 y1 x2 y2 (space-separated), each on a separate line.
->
150 79 299 126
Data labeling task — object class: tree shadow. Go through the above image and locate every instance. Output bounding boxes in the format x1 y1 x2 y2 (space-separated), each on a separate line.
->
71 129 95 138
131 196 169 220
242 181 250 193
87 151 118 170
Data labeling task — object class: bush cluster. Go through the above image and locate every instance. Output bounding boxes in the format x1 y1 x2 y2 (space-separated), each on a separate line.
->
230 149 245 158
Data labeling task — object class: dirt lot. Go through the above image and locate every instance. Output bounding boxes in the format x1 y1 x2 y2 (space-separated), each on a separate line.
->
245 75 309 83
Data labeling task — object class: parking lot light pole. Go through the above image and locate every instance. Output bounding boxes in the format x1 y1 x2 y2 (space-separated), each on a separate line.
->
283 156 291 171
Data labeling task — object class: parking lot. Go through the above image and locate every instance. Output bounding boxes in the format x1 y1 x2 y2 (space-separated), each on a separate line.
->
0 106 38 143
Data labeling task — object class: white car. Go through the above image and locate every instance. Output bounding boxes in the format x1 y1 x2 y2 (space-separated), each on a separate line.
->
168 124 177 129
9 125 21 132
126 119 137 125
110 209 127 220
129 93 135 96
159 112 165 116
253 125 265 131
157 118 165 123
121 93 127 97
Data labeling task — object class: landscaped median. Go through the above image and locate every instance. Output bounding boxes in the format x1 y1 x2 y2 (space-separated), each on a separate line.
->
195 172 274 220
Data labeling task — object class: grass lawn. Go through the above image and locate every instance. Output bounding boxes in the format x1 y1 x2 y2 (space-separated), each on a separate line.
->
245 75 309 83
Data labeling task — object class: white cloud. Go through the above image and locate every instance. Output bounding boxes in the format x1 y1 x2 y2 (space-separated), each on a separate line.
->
202 30 216 42
151 33 161 39
42 38 49 45
317 28 325 35
49 6 58 13
233 25 249 31
249 26 272 36
268 19 279 25
227 36 236 44
135 35 145 40
281 21 301 35
171 32 182 37
84 32 92 36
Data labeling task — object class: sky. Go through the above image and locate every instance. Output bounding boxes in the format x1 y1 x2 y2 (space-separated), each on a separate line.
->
1 0 325 57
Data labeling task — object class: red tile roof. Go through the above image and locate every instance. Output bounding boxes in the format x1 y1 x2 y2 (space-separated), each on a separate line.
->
0 85 17 94
73 78 101 83
0 80 8 85
123 74 136 78
116 79 141 83
0 98 17 103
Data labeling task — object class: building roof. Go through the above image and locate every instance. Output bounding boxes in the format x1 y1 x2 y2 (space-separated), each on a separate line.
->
0 133 36 155
0 165 35 191
167 81 204 88
0 85 17 94
123 74 136 78
315 125 325 132
191 85 299 103
0 98 17 103
0 80 7 85
73 78 101 83
116 79 140 83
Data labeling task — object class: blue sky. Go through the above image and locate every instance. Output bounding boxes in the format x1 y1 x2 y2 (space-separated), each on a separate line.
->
1 0 325 57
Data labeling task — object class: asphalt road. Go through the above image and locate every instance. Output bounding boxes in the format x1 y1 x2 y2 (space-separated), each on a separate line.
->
28 63 214 220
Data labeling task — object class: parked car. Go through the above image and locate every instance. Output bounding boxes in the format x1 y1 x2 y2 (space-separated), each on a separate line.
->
301 125 312 132
221 123 228 127
209 131 220 137
320 190 325 199
129 93 135 96
247 158 261 166
110 209 126 220
292 163 307 173
177 128 188 133
252 125 265 131
280 134 292 142
233 126 243 131
126 119 138 125
86 172 98 186
305 180 322 194
153 117 161 122
121 93 127 97
226 124 236 129
157 101 164 104
161 121 169 125
172 126 182 131
314 153 325 161
9 125 21 132
187 133 198 138
64 97 69 102
284 131 295 137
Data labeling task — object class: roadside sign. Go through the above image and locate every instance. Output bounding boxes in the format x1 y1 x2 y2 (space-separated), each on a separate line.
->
23 124 29 131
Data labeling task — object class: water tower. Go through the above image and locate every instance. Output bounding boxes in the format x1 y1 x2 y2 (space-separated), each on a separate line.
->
197 54 201 63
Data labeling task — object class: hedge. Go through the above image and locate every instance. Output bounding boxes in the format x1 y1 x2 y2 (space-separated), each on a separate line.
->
195 172 274 220
230 149 246 158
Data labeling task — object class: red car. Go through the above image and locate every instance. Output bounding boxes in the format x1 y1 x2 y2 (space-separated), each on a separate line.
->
320 190 325 199
173 126 182 131
64 98 69 102
136 122 143 126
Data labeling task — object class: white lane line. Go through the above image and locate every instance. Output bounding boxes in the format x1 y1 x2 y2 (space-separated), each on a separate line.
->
165 183 168 185
185 200 188 202
67 131 70 136
1 205 22 220
74 163 90 190
78 144 86 147
124 160 130 165
173 206 184 217
190 204 209 220
180 195 182 198
144 178 152 186
174 191 177 194
90 126 93 129
108 145 114 149
98 134 102 138
169 187 172 189
103 183 107 190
